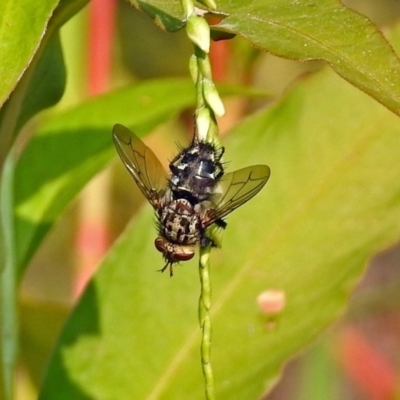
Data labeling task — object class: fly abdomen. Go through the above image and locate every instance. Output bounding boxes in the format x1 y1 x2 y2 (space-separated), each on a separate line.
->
159 199 201 245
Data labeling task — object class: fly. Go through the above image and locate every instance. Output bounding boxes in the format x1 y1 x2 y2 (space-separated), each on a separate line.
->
112 123 270 276
169 140 225 203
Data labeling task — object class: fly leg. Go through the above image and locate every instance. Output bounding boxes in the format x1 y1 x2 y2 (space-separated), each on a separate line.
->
158 262 174 277
200 219 227 248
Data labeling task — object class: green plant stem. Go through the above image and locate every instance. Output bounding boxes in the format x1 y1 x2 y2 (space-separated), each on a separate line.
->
0 154 17 400
198 245 215 400
183 2 219 397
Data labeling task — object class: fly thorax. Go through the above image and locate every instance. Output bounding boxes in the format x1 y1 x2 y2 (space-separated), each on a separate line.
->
168 141 225 202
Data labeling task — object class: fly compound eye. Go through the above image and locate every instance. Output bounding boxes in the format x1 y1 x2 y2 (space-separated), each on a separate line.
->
154 237 167 255
154 238 195 262
174 251 195 261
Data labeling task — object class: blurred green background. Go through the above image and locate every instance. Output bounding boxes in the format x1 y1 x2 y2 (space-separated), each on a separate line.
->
16 0 400 399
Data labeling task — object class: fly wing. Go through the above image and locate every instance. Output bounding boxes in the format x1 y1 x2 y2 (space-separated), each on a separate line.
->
204 165 270 226
113 124 168 208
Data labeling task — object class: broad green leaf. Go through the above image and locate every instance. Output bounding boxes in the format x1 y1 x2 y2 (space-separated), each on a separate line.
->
0 0 59 108
213 0 400 116
14 79 261 277
13 33 66 135
0 0 60 172
39 67 400 399
18 2 93 132
126 1 400 116
0 0 88 170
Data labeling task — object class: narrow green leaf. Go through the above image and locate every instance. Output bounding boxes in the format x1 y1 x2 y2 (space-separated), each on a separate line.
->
213 0 400 116
39 66 400 398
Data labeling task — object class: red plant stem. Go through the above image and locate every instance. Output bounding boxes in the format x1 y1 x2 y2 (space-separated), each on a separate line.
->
88 0 116 95
209 35 229 83
74 0 116 297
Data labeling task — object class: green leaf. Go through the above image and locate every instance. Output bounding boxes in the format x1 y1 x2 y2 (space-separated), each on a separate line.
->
38 67 400 398
127 0 186 31
0 0 60 108
14 33 66 134
0 0 63 172
120 1 400 115
0 0 88 172
213 0 400 116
